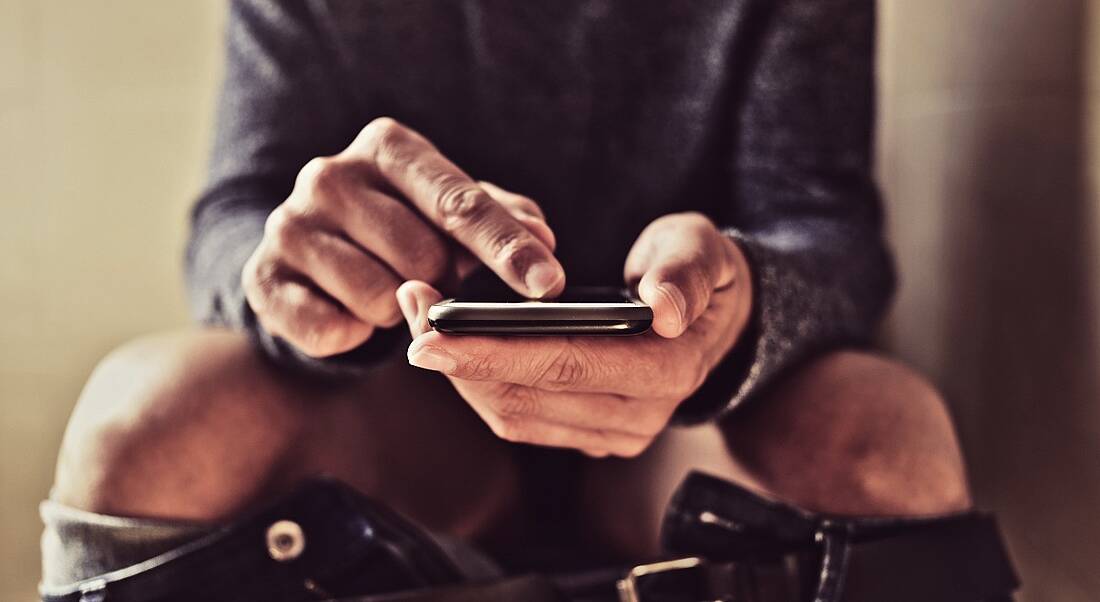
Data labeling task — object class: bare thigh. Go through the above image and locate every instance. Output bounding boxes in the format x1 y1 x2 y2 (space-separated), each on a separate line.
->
52 329 521 539
578 350 972 559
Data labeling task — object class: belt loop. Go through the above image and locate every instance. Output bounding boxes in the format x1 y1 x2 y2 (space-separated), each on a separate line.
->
812 521 851 602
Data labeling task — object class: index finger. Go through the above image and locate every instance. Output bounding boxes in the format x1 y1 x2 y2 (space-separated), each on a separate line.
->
406 330 702 399
348 118 565 298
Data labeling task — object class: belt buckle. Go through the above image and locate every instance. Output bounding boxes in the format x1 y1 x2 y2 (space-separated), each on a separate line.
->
617 556 718 602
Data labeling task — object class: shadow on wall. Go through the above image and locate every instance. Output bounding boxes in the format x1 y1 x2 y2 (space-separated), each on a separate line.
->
879 1 1100 600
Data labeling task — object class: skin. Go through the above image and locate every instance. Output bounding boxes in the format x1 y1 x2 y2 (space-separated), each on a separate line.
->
245 117 754 459
52 333 970 560
50 118 972 562
396 212 753 458
243 117 565 357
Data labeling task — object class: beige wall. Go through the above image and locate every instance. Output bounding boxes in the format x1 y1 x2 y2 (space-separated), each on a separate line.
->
879 0 1100 600
0 2 224 599
0 1 1096 600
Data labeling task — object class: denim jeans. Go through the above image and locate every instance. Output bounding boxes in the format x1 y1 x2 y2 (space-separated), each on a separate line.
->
39 478 497 602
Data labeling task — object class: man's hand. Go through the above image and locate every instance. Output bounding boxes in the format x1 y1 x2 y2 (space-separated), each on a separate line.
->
242 118 565 357
397 212 754 457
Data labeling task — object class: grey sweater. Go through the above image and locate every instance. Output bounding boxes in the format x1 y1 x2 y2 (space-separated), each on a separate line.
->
186 0 895 422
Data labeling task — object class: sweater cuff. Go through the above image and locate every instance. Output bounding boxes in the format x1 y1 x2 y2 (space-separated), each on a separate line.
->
243 302 406 379
672 228 805 423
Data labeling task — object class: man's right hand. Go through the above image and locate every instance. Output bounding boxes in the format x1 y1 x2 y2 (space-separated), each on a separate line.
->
242 117 565 357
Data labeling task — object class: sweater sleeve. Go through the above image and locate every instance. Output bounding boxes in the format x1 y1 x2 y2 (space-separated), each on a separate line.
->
676 0 896 422
185 0 403 375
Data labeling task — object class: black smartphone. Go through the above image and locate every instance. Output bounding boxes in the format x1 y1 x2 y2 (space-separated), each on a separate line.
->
428 286 653 336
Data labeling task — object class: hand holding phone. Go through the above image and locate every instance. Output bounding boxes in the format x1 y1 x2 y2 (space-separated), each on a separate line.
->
397 212 755 458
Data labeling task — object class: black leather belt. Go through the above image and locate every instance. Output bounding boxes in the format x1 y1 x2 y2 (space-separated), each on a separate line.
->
40 473 1019 602
351 513 1018 602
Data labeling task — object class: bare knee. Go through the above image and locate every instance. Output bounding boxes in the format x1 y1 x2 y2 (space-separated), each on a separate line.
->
52 330 305 520
723 351 971 516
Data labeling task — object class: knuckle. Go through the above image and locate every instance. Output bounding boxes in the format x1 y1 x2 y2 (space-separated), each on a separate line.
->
263 208 305 252
275 289 330 355
508 195 543 219
242 251 279 310
518 197 542 216
649 213 679 230
657 211 713 234
294 335 327 358
343 270 401 327
294 319 341 358
371 297 404 328
296 156 346 196
687 265 715 305
458 353 498 381
436 183 491 231
252 311 284 343
296 339 331 358
661 263 706 298
681 211 716 229
361 117 411 167
489 228 530 268
486 228 543 280
241 249 263 293
493 386 541 420
538 345 590 389
617 437 652 458
361 117 403 148
490 416 529 444
262 207 287 239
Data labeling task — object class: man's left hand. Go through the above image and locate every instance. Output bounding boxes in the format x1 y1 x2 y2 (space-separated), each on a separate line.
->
397 212 753 457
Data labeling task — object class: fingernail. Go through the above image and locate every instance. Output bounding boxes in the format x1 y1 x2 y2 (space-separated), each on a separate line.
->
407 341 458 373
524 261 563 298
656 282 687 334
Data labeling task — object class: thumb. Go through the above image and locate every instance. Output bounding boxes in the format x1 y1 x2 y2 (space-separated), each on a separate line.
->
624 215 740 338
397 280 444 337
